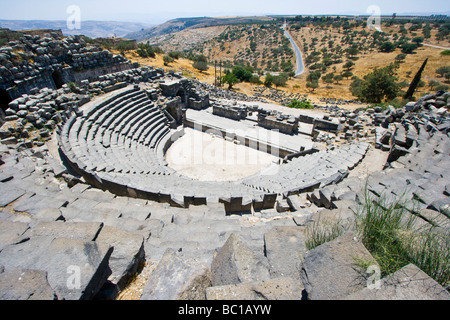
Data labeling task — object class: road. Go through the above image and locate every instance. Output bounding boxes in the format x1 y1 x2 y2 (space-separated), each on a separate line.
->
421 43 450 50
282 24 305 76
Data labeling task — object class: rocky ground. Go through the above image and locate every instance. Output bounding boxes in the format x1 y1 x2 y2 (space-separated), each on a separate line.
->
0 67 449 299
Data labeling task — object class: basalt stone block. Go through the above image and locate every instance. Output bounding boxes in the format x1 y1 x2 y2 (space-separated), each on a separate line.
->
228 196 242 212
264 226 307 280
262 193 277 210
387 145 410 163
140 248 211 300
0 269 56 300
0 221 29 251
95 225 145 290
345 264 450 300
0 236 113 300
211 233 270 287
206 277 304 300
300 232 377 300
22 221 104 242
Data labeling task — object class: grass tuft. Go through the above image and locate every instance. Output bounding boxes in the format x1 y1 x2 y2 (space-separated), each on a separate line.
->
355 186 450 288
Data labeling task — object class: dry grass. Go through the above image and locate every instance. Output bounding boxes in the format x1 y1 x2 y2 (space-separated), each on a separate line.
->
117 22 449 106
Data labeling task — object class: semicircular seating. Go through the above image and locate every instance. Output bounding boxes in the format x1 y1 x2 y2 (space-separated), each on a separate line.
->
57 87 370 212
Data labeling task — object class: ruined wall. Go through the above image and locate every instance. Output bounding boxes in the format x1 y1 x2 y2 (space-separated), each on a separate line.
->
258 112 298 134
0 32 133 101
212 104 247 120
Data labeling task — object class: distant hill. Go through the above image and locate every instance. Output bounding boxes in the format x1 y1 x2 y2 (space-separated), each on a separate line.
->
0 20 153 38
126 16 275 42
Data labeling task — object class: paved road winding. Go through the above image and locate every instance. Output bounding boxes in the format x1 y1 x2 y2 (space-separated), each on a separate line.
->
282 24 305 76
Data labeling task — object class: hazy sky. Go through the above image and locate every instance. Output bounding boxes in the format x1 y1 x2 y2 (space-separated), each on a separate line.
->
1 0 449 24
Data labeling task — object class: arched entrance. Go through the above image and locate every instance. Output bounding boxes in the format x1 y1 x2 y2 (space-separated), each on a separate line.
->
176 88 187 105
0 89 12 113
52 70 64 89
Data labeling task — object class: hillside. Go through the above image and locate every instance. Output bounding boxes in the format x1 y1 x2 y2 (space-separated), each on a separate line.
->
145 25 229 52
125 16 275 42
136 16 449 105
0 20 152 38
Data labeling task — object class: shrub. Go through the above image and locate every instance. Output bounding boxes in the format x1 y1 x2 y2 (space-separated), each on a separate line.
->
136 43 155 58
272 72 289 87
115 40 137 55
163 55 174 66
287 99 314 109
168 51 183 59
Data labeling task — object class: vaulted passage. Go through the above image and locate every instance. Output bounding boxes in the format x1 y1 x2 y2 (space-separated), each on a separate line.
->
0 89 12 113
52 70 64 89
176 88 187 105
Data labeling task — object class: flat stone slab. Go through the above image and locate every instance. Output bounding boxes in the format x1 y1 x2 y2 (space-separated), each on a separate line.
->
0 236 113 300
345 264 450 300
0 269 56 300
22 221 103 241
0 221 29 251
206 277 304 300
300 232 378 300
0 183 26 207
140 248 211 300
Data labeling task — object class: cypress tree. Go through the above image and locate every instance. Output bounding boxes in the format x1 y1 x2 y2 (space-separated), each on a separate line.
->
404 58 428 100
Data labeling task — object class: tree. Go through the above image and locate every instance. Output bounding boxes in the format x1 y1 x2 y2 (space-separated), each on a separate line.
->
163 55 174 66
191 53 208 72
346 46 359 59
222 72 239 90
350 64 400 103
250 40 257 52
404 58 428 100
395 53 407 64
193 60 208 72
412 37 424 46
272 72 289 87
232 65 253 82
428 79 440 91
323 72 335 87
342 70 353 79
343 61 355 70
334 74 344 84
264 73 274 87
379 41 396 53
168 51 183 59
306 79 319 92
307 70 322 82
423 24 432 39
436 66 450 77
401 43 418 54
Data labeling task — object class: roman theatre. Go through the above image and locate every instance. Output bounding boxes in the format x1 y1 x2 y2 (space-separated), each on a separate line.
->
56 77 369 214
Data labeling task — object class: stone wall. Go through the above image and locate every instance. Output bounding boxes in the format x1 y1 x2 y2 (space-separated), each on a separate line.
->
0 32 133 102
258 111 298 135
212 103 247 120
